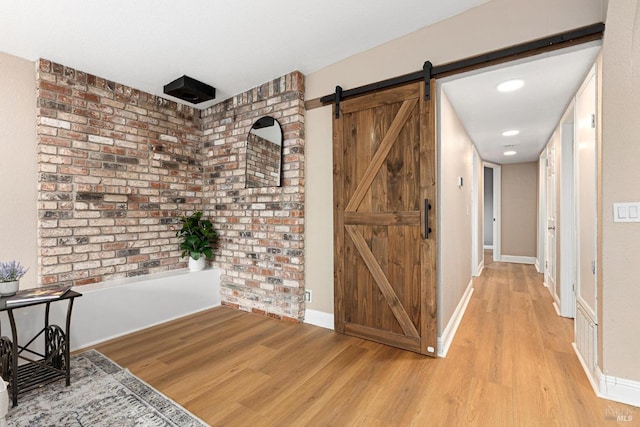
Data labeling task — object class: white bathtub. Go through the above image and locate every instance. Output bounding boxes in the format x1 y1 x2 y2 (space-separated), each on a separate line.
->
0 267 221 352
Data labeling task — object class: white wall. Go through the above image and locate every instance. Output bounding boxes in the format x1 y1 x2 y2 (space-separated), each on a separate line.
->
1 268 221 352
303 107 334 313
501 162 538 258
600 0 640 383
0 52 37 289
438 90 474 334
472 146 484 276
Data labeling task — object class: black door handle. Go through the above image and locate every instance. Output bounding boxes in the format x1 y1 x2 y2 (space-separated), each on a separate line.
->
424 199 432 239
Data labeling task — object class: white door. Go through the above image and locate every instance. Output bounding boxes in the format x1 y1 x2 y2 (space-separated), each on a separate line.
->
545 141 558 302
575 69 598 321
559 120 577 318
574 66 598 372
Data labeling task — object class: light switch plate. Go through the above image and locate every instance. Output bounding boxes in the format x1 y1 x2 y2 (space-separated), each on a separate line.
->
613 202 640 222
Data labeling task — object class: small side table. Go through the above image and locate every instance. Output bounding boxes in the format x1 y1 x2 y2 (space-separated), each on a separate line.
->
0 290 81 406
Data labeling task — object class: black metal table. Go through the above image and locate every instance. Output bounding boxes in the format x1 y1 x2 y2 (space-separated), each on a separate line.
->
0 290 81 406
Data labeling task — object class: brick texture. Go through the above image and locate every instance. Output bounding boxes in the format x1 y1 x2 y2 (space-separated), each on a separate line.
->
246 133 281 187
35 59 305 321
201 72 305 321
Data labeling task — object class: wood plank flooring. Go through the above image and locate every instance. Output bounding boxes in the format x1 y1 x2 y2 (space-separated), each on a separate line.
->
94 256 638 426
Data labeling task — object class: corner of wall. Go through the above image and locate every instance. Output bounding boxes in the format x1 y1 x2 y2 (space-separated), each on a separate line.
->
200 71 306 321
33 59 307 322
0 52 38 289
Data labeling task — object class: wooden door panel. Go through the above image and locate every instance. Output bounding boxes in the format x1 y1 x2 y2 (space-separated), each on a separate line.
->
340 84 421 114
346 99 416 212
346 224 419 337
334 81 437 356
345 225 402 335
344 323 421 353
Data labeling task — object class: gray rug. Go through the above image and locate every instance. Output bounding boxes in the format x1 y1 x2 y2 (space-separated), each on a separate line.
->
7 349 208 426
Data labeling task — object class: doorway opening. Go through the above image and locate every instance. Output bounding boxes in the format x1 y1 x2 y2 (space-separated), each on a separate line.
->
443 41 599 273
483 163 501 263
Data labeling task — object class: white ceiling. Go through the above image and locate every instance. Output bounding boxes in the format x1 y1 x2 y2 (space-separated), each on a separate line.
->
0 0 487 109
0 1 600 165
441 43 601 164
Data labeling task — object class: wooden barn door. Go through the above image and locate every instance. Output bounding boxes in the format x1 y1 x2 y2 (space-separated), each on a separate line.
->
333 81 437 356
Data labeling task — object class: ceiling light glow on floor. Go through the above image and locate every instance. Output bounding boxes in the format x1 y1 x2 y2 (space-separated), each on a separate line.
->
504 150 517 156
497 79 524 92
502 130 520 137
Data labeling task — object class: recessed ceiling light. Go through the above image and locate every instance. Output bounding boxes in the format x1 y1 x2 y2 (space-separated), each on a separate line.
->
504 150 517 156
497 79 524 92
502 130 520 137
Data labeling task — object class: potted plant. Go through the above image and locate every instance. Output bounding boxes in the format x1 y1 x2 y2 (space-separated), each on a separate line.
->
176 211 218 272
0 261 29 296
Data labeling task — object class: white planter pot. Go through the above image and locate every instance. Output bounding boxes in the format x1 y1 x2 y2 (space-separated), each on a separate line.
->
0 280 19 296
188 257 205 272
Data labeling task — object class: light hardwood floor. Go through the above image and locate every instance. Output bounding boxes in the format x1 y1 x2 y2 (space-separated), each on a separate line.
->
94 256 638 426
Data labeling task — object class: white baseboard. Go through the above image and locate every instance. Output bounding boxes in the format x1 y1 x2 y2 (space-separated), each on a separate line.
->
437 279 474 358
599 369 640 408
474 260 485 277
304 309 334 330
552 302 561 316
500 255 536 265
535 259 542 273
483 245 493 250
573 342 601 396
573 343 640 408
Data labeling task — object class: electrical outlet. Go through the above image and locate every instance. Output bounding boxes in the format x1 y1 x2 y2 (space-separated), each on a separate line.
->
304 290 312 302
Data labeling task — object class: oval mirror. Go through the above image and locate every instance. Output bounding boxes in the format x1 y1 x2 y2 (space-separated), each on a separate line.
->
245 116 283 188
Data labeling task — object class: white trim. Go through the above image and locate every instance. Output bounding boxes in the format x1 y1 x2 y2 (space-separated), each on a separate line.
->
437 279 474 358
537 152 547 280
500 255 536 265
552 289 561 308
471 148 480 278
573 344 640 408
304 309 335 330
474 259 485 277
484 162 502 263
599 370 640 408
577 295 597 324
552 302 561 316
573 342 601 395
483 245 493 250
560 119 577 319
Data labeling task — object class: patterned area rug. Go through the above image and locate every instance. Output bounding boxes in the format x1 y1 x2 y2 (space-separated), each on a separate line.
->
7 349 208 427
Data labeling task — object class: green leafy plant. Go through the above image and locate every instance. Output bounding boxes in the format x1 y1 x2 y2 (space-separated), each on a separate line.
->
176 211 218 261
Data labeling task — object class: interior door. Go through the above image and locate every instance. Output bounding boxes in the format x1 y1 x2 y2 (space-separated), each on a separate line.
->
333 81 437 356
545 141 558 302
576 69 597 321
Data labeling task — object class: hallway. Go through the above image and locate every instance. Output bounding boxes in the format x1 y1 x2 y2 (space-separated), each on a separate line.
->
95 257 637 426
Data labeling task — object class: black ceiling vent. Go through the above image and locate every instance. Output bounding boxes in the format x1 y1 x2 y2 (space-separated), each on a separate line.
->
163 75 216 104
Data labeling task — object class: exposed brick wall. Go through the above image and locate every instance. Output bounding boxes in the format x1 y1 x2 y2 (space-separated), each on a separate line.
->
35 60 306 322
201 72 305 322
36 59 202 286
246 133 281 187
